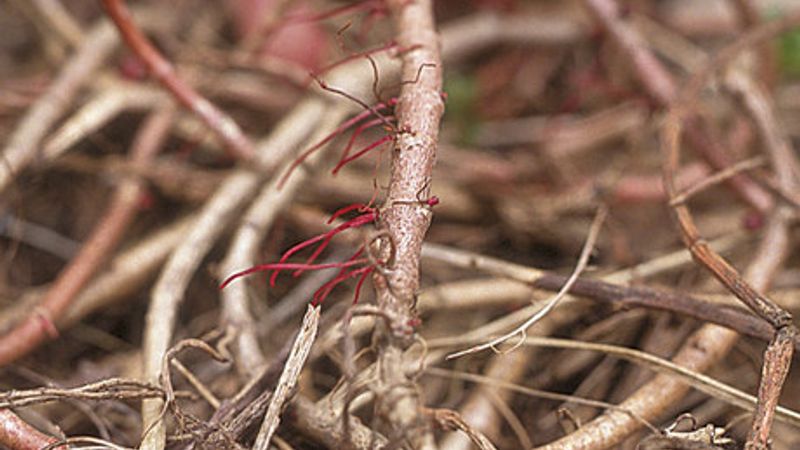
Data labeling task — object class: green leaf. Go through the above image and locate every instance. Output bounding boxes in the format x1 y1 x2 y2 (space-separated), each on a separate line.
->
443 73 480 145
780 27 800 77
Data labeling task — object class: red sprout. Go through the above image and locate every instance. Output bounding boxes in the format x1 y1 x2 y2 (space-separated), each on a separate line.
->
258 210 374 286
285 210 377 279
311 247 369 305
332 134 394 174
219 258 369 290
221 203 383 306
313 76 396 131
253 203 377 283
278 99 396 188
351 266 373 303
327 203 371 223
334 117 389 170
312 266 374 305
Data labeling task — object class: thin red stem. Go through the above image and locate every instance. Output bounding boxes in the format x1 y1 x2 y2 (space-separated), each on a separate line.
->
328 203 371 224
266 208 376 285
351 267 373 304
332 135 394 174
220 259 369 290
317 247 367 297
313 247 373 305
313 266 374 305
278 102 392 188
292 212 376 277
336 117 388 170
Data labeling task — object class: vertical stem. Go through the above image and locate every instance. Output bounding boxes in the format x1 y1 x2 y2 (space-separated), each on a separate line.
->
371 1 444 448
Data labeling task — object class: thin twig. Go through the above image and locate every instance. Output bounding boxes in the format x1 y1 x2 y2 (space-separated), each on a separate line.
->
41 83 167 161
439 346 532 450
429 408 498 450
669 156 766 206
0 378 164 409
375 232 743 369
0 214 80 260
424 368 660 435
170 360 220 409
581 0 772 213
139 99 326 450
532 10 800 450
446 205 607 359
44 436 134 450
723 35 800 449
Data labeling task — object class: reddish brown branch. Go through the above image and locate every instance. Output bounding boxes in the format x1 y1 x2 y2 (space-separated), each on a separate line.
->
0 410 66 450
101 0 256 161
662 12 800 449
582 0 676 106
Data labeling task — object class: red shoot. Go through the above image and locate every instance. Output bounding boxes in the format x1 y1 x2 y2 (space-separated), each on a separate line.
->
312 266 374 305
351 266 372 303
283 210 376 280
219 258 368 290
335 117 388 170
327 203 371 223
315 41 398 77
220 202 381 307
332 134 394 174
311 247 368 305
267 204 375 283
278 99 396 188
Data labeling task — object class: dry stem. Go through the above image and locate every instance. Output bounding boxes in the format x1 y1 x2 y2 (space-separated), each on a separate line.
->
0 18 118 194
446 206 606 359
139 99 326 450
531 10 800 449
253 305 320 450
0 107 174 368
